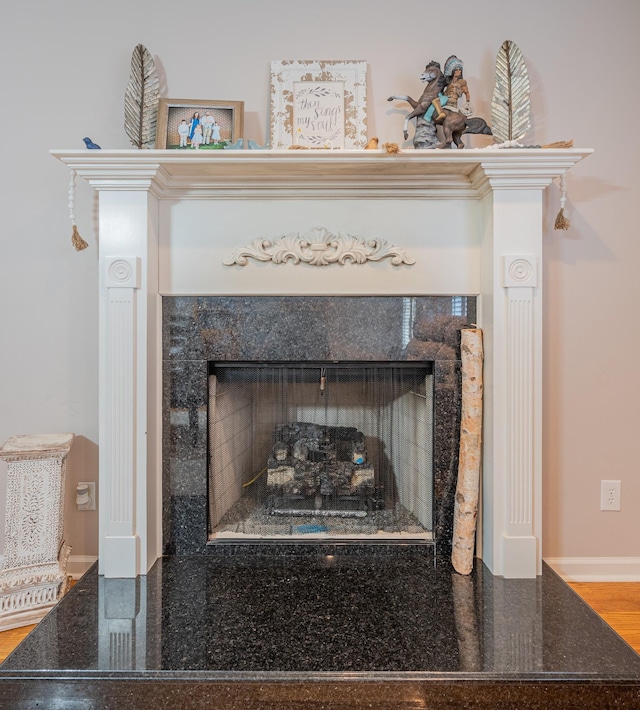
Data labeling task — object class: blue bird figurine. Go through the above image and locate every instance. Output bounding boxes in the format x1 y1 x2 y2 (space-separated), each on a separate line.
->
83 137 101 149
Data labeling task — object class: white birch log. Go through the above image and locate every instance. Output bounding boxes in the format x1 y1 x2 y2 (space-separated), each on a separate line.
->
451 572 482 670
451 328 484 575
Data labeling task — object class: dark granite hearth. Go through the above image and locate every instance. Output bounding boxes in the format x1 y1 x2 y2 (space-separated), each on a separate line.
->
1 556 639 708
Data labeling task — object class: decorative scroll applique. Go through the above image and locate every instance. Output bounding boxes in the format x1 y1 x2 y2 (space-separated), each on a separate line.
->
223 227 415 267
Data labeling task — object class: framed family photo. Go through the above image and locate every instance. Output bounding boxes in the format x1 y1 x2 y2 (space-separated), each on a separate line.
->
270 60 367 149
155 98 244 149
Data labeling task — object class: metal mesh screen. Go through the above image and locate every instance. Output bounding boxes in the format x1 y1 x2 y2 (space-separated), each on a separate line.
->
208 363 433 540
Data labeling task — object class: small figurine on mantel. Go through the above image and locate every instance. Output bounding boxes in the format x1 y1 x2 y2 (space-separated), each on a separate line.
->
442 56 473 119
388 57 491 149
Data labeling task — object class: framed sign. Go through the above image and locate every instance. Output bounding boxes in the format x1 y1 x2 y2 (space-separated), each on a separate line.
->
270 60 367 149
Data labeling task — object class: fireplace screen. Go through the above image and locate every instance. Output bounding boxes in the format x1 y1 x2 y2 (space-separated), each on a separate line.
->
208 362 433 540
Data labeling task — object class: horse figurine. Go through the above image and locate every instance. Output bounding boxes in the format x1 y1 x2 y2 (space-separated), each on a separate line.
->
388 60 492 149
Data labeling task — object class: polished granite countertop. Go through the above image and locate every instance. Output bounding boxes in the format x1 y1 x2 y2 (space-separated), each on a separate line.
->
1 553 640 708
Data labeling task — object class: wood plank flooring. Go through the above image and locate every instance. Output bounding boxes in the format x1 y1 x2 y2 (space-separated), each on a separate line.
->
1 582 639 663
569 582 640 654
0 579 76 663
0 625 36 663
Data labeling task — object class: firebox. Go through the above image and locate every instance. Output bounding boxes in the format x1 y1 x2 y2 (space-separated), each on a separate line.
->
208 362 434 541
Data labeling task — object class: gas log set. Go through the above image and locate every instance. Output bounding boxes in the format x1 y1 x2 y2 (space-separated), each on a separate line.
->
266 423 376 517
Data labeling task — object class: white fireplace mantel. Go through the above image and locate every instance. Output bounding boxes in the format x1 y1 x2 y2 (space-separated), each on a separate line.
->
52 148 591 579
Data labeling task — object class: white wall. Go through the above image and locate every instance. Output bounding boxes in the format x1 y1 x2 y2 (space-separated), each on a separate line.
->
1 0 638 561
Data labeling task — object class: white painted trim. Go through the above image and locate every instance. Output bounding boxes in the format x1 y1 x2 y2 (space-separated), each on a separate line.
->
67 555 99 580
544 557 640 582
50 149 593 580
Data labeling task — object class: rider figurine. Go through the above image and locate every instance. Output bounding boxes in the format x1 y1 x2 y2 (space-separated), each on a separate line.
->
442 55 473 118
388 56 491 148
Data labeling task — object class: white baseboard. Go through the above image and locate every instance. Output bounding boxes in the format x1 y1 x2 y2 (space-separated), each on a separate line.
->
67 555 98 580
544 556 640 582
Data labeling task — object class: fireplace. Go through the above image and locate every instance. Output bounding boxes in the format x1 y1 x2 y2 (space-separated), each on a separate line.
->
52 147 592 578
209 362 434 540
163 295 474 552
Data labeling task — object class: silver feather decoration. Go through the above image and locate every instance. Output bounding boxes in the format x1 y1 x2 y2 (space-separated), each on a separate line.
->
124 44 160 149
491 40 531 144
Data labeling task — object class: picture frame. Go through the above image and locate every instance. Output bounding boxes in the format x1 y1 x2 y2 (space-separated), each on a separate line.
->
155 98 244 149
270 60 367 150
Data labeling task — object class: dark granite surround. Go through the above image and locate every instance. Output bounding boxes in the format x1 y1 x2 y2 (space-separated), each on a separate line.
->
163 296 475 555
1 558 639 708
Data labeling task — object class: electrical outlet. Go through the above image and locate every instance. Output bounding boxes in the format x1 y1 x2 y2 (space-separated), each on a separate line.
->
600 480 621 511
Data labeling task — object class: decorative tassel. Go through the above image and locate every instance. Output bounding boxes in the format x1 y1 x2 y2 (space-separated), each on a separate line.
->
554 174 570 230
71 224 88 251
382 142 400 155
554 208 570 231
69 170 88 250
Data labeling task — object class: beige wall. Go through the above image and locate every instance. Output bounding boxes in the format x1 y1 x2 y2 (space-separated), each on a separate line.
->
0 0 638 560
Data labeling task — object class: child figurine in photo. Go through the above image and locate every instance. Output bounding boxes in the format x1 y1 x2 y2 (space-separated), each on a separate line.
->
177 119 190 148
190 124 204 149
211 120 221 145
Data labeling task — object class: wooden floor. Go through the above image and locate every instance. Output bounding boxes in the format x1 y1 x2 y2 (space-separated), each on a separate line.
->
0 624 37 663
0 579 76 663
569 582 640 654
1 582 639 663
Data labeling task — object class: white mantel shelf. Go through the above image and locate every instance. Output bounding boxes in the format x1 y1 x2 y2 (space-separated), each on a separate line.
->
52 147 592 580
52 148 592 197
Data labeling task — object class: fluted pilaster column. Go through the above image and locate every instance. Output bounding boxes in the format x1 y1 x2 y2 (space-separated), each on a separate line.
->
102 257 141 577
502 256 538 577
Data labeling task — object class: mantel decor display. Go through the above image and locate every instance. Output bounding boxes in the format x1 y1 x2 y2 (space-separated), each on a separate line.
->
155 98 244 150
490 40 531 146
388 56 491 150
270 60 367 149
124 43 160 149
